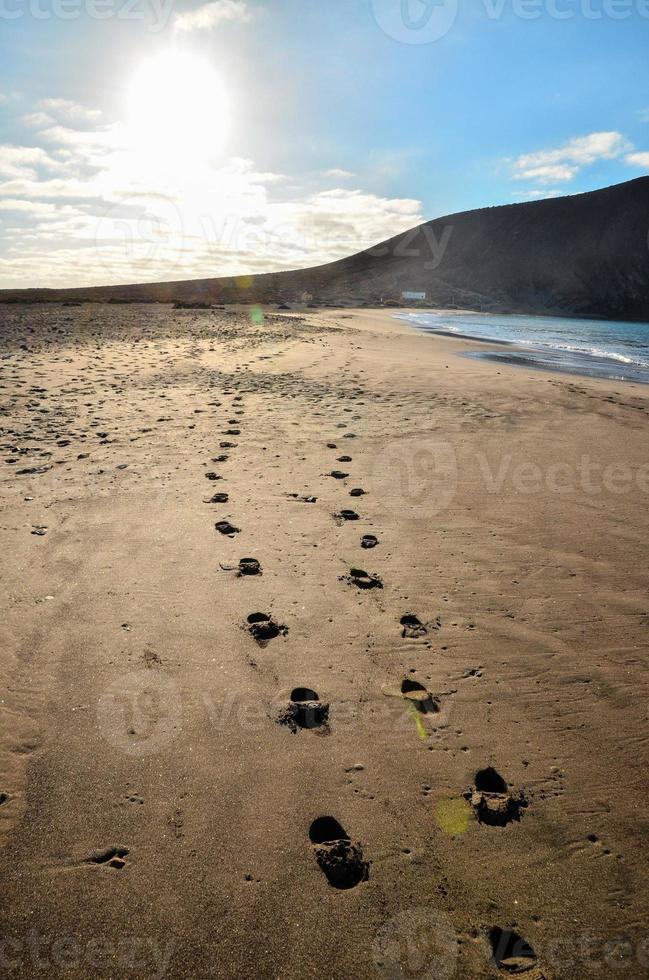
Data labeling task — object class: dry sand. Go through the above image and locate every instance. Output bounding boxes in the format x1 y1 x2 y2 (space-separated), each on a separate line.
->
1 304 648 978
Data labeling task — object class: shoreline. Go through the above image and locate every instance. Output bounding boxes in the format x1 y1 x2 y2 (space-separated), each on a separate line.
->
1 302 648 978
342 307 649 392
391 308 649 388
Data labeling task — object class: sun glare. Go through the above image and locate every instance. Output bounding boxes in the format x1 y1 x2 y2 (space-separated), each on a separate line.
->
127 50 228 170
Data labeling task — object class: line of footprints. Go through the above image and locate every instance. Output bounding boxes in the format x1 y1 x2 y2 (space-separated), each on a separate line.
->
204 395 538 974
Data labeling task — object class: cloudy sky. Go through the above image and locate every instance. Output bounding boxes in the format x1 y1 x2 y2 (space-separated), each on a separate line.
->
1 0 648 288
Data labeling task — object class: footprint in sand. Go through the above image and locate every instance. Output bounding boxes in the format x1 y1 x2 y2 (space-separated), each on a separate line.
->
221 558 262 576
279 688 329 733
17 464 51 475
247 612 288 645
329 470 349 480
207 492 229 504
401 678 440 715
467 768 528 827
83 846 129 870
205 472 222 481
343 568 383 590
488 927 538 973
215 520 240 536
349 488 366 497
238 558 262 576
335 509 359 523
361 534 378 549
400 614 427 638
309 817 369 890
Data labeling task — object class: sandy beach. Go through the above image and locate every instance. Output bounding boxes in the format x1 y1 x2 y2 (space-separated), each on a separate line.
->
1 304 648 979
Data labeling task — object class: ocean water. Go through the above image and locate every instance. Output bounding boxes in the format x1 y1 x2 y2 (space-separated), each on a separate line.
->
400 311 649 385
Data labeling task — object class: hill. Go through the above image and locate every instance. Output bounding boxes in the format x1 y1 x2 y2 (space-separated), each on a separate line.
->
2 177 649 321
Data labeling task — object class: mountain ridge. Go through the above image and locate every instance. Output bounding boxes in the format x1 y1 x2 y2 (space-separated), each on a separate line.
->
2 176 649 322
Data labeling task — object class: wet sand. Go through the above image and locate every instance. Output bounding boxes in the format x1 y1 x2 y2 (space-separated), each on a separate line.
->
1 304 649 978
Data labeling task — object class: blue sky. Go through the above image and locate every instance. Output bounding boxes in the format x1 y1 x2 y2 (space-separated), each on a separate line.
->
1 0 648 287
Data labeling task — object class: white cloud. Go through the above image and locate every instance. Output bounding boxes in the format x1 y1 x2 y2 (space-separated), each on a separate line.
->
638 108 649 123
511 131 631 184
0 198 59 217
22 112 55 128
324 168 355 179
22 102 105 139
0 176 101 200
0 94 9 105
38 124 120 152
39 99 102 124
174 0 252 32
0 145 62 180
625 151 649 169
512 189 562 201
518 164 577 183
0 98 424 289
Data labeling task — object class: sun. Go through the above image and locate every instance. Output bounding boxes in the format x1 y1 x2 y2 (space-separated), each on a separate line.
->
127 50 228 169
